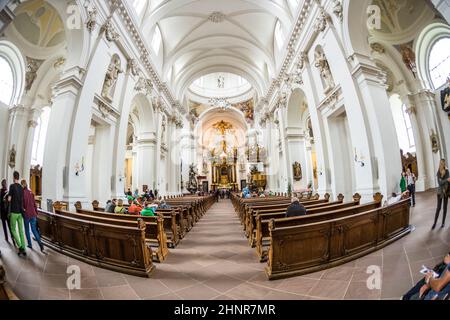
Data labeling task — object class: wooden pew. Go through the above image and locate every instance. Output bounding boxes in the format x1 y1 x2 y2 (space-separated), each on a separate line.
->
91 200 191 240
60 206 168 263
241 194 332 235
37 209 155 277
265 198 411 280
78 202 182 248
256 194 382 261
244 194 340 240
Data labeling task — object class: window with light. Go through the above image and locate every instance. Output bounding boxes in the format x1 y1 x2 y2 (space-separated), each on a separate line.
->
31 107 51 166
151 26 162 54
0 56 14 105
429 37 450 89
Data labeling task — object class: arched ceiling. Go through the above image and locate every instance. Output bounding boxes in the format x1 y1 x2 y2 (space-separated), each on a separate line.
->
369 0 435 43
135 0 300 102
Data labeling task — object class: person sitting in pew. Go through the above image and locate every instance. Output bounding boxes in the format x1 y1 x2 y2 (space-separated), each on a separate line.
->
384 191 410 206
158 200 171 209
128 200 142 214
105 199 116 213
403 252 450 300
286 197 307 218
141 202 157 217
114 199 126 214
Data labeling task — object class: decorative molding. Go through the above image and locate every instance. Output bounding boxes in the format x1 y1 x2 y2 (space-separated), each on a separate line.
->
94 94 120 119
332 0 343 22
86 7 98 33
25 57 45 92
112 0 180 111
263 0 314 103
53 57 66 69
134 76 153 96
318 86 342 113
208 12 226 23
127 58 140 77
100 18 120 42
28 120 38 128
314 8 329 33
370 42 385 54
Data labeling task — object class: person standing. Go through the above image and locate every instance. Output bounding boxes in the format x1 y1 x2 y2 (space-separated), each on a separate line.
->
400 171 407 193
21 180 44 252
8 171 26 257
432 159 450 230
0 179 14 244
406 168 416 207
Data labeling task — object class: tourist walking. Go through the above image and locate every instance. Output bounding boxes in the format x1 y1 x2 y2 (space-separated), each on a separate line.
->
432 159 450 229
8 171 26 256
21 179 45 252
0 179 14 244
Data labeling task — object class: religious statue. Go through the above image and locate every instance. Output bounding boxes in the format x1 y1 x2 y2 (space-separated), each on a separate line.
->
187 164 198 194
86 7 98 32
213 120 233 136
218 75 225 88
293 162 302 181
25 57 44 92
400 44 417 78
441 77 450 118
431 130 440 154
307 119 314 139
8 145 16 168
161 117 166 143
102 55 123 101
314 49 335 91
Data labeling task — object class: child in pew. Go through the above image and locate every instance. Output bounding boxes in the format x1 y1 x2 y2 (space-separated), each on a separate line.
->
128 200 143 215
114 199 126 214
141 202 158 217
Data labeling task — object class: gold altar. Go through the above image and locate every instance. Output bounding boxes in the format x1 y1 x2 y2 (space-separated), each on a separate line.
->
209 120 238 191
212 161 238 190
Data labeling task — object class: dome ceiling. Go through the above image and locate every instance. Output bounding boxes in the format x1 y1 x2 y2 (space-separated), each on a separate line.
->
134 0 300 102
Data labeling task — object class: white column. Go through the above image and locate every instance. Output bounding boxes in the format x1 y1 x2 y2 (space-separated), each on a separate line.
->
410 90 443 189
21 108 41 179
135 132 157 192
6 105 29 182
41 72 82 206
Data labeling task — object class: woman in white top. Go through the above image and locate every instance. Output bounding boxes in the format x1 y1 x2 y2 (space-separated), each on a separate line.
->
406 168 416 207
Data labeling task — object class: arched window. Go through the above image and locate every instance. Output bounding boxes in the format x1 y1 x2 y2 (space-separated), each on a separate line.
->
402 104 415 149
151 26 162 54
0 56 15 105
31 107 51 166
130 0 146 15
428 37 450 89
274 20 284 51
288 0 300 13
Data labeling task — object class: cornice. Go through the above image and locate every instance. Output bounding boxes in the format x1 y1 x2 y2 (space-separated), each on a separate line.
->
108 0 184 113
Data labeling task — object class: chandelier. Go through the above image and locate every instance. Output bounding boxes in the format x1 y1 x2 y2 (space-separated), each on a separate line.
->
209 97 232 110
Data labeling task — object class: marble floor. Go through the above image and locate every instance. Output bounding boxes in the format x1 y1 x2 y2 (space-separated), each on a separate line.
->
0 191 449 300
